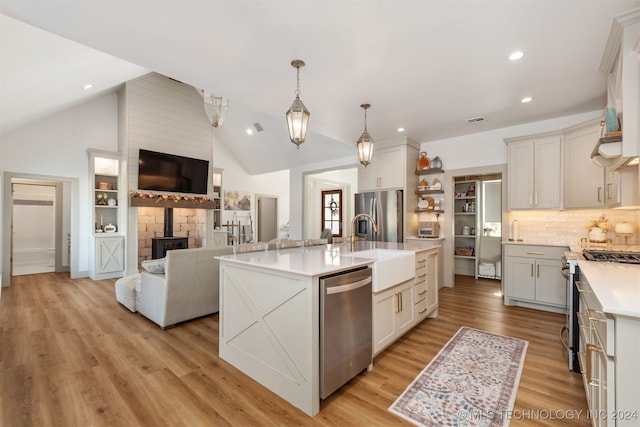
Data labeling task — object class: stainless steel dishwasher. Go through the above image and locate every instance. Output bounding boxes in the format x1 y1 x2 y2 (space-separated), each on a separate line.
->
320 266 372 399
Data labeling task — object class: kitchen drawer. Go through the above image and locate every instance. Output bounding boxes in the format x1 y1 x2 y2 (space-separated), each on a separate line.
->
414 298 427 317
415 251 427 268
589 310 615 357
505 244 567 259
413 281 427 302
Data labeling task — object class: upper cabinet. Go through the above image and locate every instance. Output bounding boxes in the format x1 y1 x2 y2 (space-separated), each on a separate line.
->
358 145 406 191
563 119 605 209
506 133 562 210
597 8 640 166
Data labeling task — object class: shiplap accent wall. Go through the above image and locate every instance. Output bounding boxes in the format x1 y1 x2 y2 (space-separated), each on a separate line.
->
119 73 213 273
122 73 213 191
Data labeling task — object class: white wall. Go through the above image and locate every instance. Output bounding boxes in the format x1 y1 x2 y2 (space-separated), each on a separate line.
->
1 93 119 281
289 155 358 240
214 139 290 241
420 110 603 170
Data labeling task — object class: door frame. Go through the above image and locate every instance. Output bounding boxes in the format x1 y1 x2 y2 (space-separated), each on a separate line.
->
443 164 507 288
2 172 79 287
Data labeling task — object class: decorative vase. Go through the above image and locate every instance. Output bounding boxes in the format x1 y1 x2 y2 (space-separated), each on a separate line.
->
417 152 430 170
589 227 606 243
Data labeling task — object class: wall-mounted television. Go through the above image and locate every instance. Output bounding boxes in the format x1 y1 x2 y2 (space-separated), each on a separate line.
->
138 149 209 195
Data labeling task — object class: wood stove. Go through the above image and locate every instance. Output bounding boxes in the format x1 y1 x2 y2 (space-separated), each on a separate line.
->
151 207 188 259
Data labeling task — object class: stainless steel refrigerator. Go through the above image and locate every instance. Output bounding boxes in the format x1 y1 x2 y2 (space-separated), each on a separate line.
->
354 190 403 242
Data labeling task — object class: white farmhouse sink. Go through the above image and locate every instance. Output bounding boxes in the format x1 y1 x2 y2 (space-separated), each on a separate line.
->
342 249 415 292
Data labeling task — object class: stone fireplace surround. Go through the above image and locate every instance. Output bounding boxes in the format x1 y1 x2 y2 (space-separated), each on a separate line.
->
137 206 206 264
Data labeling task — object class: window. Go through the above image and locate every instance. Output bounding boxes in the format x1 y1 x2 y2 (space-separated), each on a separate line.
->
321 190 342 237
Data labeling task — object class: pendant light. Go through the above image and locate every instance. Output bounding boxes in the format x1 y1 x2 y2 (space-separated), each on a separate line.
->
357 103 374 167
285 60 310 149
202 91 229 128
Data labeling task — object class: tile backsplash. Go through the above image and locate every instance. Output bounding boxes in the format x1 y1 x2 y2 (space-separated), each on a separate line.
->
507 209 640 247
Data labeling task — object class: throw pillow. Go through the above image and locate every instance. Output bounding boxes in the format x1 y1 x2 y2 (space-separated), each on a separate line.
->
141 258 166 274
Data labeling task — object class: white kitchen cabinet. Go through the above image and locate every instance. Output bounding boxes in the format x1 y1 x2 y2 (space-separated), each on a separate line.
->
577 273 640 427
604 165 640 208
405 238 444 289
563 119 605 209
503 244 568 313
413 248 438 323
506 133 562 210
358 145 405 191
373 278 414 356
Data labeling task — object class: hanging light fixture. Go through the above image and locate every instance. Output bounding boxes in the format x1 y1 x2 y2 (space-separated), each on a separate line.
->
357 103 374 167
285 60 310 149
202 91 229 128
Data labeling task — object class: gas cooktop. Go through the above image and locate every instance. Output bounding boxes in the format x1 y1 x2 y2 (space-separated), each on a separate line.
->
583 249 640 264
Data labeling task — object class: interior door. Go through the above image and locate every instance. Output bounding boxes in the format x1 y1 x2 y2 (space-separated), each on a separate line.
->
11 182 58 275
257 196 278 242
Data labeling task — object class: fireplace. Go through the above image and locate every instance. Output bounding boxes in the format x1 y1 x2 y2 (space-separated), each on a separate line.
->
150 208 188 259
151 237 188 259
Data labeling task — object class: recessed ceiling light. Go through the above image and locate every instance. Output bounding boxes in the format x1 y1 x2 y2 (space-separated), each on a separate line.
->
397 127 405 132
83 84 93 90
509 51 524 61
521 96 533 103
246 128 253 135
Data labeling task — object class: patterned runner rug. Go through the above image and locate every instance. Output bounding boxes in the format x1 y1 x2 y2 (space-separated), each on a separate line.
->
389 326 528 427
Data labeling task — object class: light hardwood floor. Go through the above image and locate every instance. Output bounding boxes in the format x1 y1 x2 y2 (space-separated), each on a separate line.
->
1 273 589 426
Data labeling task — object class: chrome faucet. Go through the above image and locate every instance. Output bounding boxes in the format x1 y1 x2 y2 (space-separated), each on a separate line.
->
350 213 378 248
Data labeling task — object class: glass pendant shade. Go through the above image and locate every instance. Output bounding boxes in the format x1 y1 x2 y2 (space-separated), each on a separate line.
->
286 60 310 149
286 96 310 148
357 103 374 167
357 130 374 167
203 92 229 128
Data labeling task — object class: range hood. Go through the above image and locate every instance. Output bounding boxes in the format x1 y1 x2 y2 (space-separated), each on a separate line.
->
591 134 640 169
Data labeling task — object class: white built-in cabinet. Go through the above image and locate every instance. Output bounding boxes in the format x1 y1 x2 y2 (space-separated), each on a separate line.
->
358 145 406 191
506 133 562 210
373 247 438 355
604 166 640 208
372 278 414 355
88 149 126 280
503 244 567 313
563 119 605 209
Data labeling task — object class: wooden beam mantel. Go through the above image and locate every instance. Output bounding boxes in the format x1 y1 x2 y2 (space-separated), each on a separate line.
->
129 195 218 210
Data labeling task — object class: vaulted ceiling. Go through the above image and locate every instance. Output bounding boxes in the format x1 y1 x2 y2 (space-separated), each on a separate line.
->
2 1 639 174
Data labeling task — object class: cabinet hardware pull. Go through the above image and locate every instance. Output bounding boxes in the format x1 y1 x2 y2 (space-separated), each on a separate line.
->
586 343 603 387
597 187 602 202
536 264 540 278
530 264 534 277
529 192 533 206
607 183 613 199
586 308 607 323
526 251 544 255
418 290 426 296
417 273 427 279
534 192 538 206
418 308 427 315
399 292 403 312
417 259 426 264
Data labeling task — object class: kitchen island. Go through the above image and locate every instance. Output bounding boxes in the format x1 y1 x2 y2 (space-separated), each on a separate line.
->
216 241 437 416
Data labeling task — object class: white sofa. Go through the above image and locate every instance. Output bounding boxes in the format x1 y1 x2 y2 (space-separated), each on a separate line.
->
138 246 234 329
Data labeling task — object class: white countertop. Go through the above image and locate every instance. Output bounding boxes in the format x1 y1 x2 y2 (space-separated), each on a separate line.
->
216 241 439 277
502 240 568 248
577 260 640 318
